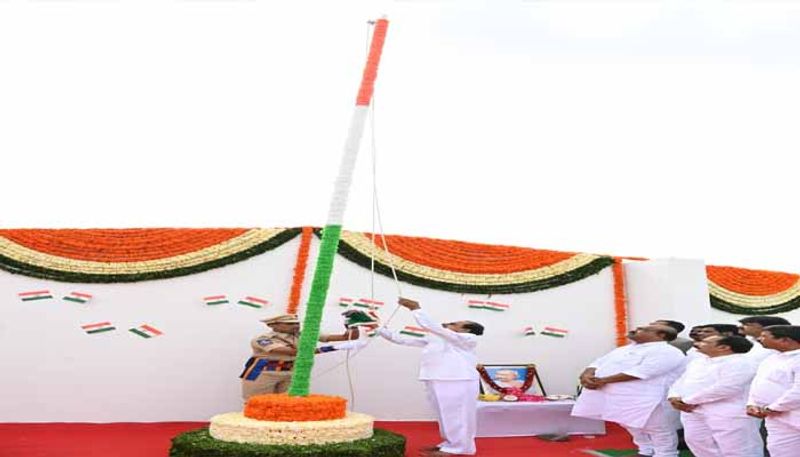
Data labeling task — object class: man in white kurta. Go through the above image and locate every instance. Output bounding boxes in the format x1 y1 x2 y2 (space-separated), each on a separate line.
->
572 325 686 457
746 325 800 457
738 316 790 365
379 298 483 456
668 335 762 457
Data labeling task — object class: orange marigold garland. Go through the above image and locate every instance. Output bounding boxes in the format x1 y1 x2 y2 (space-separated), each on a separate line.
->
612 258 629 347
244 394 347 422
707 265 800 314
286 226 314 314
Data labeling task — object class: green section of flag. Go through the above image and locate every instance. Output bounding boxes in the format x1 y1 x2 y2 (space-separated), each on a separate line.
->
288 224 342 397
87 327 115 334
541 331 566 338
129 328 151 338
22 295 53 301
64 296 87 303
238 300 262 308
206 300 228 305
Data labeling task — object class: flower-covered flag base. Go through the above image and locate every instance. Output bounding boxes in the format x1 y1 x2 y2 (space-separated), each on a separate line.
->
169 428 405 457
171 393 404 456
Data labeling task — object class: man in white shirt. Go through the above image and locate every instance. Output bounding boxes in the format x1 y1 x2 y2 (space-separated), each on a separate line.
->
379 298 484 457
738 316 791 365
747 325 800 457
685 324 741 362
668 335 762 457
572 325 686 457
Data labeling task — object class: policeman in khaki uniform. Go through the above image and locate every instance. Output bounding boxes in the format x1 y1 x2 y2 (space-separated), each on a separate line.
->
240 314 301 399
240 313 363 400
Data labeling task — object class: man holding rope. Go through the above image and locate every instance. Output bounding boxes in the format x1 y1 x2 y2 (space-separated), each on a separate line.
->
379 297 485 457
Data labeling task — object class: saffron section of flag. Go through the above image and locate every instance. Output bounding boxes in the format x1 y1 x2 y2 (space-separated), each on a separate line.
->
63 292 92 304
399 326 428 338
353 298 384 309
81 322 115 334
203 295 229 306
483 301 510 312
238 296 268 308
541 327 569 338
129 324 163 339
523 326 536 336
18 290 53 302
339 297 354 307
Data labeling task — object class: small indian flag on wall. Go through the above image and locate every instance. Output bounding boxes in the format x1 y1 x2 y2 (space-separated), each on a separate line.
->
399 326 428 338
18 290 53 302
204 295 229 306
238 296 268 308
354 298 384 309
64 292 92 304
523 325 536 336
541 326 569 338
484 301 510 312
467 300 510 311
81 322 115 334
129 324 163 339
339 297 354 307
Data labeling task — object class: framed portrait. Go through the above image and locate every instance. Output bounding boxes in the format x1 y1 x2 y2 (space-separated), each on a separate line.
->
477 364 547 396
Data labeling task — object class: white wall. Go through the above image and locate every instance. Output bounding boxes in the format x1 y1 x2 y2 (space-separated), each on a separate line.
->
624 258 712 330
0 236 618 422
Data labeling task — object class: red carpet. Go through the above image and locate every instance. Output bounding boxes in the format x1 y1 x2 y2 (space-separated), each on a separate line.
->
0 421 634 456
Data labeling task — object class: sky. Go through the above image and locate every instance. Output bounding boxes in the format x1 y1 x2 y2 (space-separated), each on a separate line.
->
1 0 799 273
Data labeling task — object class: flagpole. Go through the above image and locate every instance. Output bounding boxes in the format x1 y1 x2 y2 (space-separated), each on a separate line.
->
289 18 389 397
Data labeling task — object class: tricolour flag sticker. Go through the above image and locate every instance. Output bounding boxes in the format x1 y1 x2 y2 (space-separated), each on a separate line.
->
129 324 163 339
353 298 384 309
467 300 486 310
339 297 354 307
399 326 429 338
204 295 229 306
81 322 116 334
483 301 510 312
238 296 268 309
541 327 569 338
18 290 53 302
64 292 92 304
523 326 536 336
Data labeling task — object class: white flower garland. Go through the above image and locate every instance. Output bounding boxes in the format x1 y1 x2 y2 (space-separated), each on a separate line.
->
209 411 374 445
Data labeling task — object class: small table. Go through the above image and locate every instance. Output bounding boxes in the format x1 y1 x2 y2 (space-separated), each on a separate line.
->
476 400 605 437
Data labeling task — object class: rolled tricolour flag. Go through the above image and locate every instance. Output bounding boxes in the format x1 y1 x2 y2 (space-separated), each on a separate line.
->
541 327 569 338
399 326 429 338
523 325 536 336
353 298 384 309
18 290 53 302
64 292 92 304
238 296 268 309
129 324 163 339
339 297 354 308
81 321 115 334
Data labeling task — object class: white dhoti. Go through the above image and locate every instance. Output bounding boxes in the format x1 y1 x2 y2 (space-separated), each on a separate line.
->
424 379 478 455
765 418 800 457
681 412 763 457
619 403 679 457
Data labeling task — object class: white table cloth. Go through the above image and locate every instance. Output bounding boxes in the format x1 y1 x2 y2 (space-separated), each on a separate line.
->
476 400 606 437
